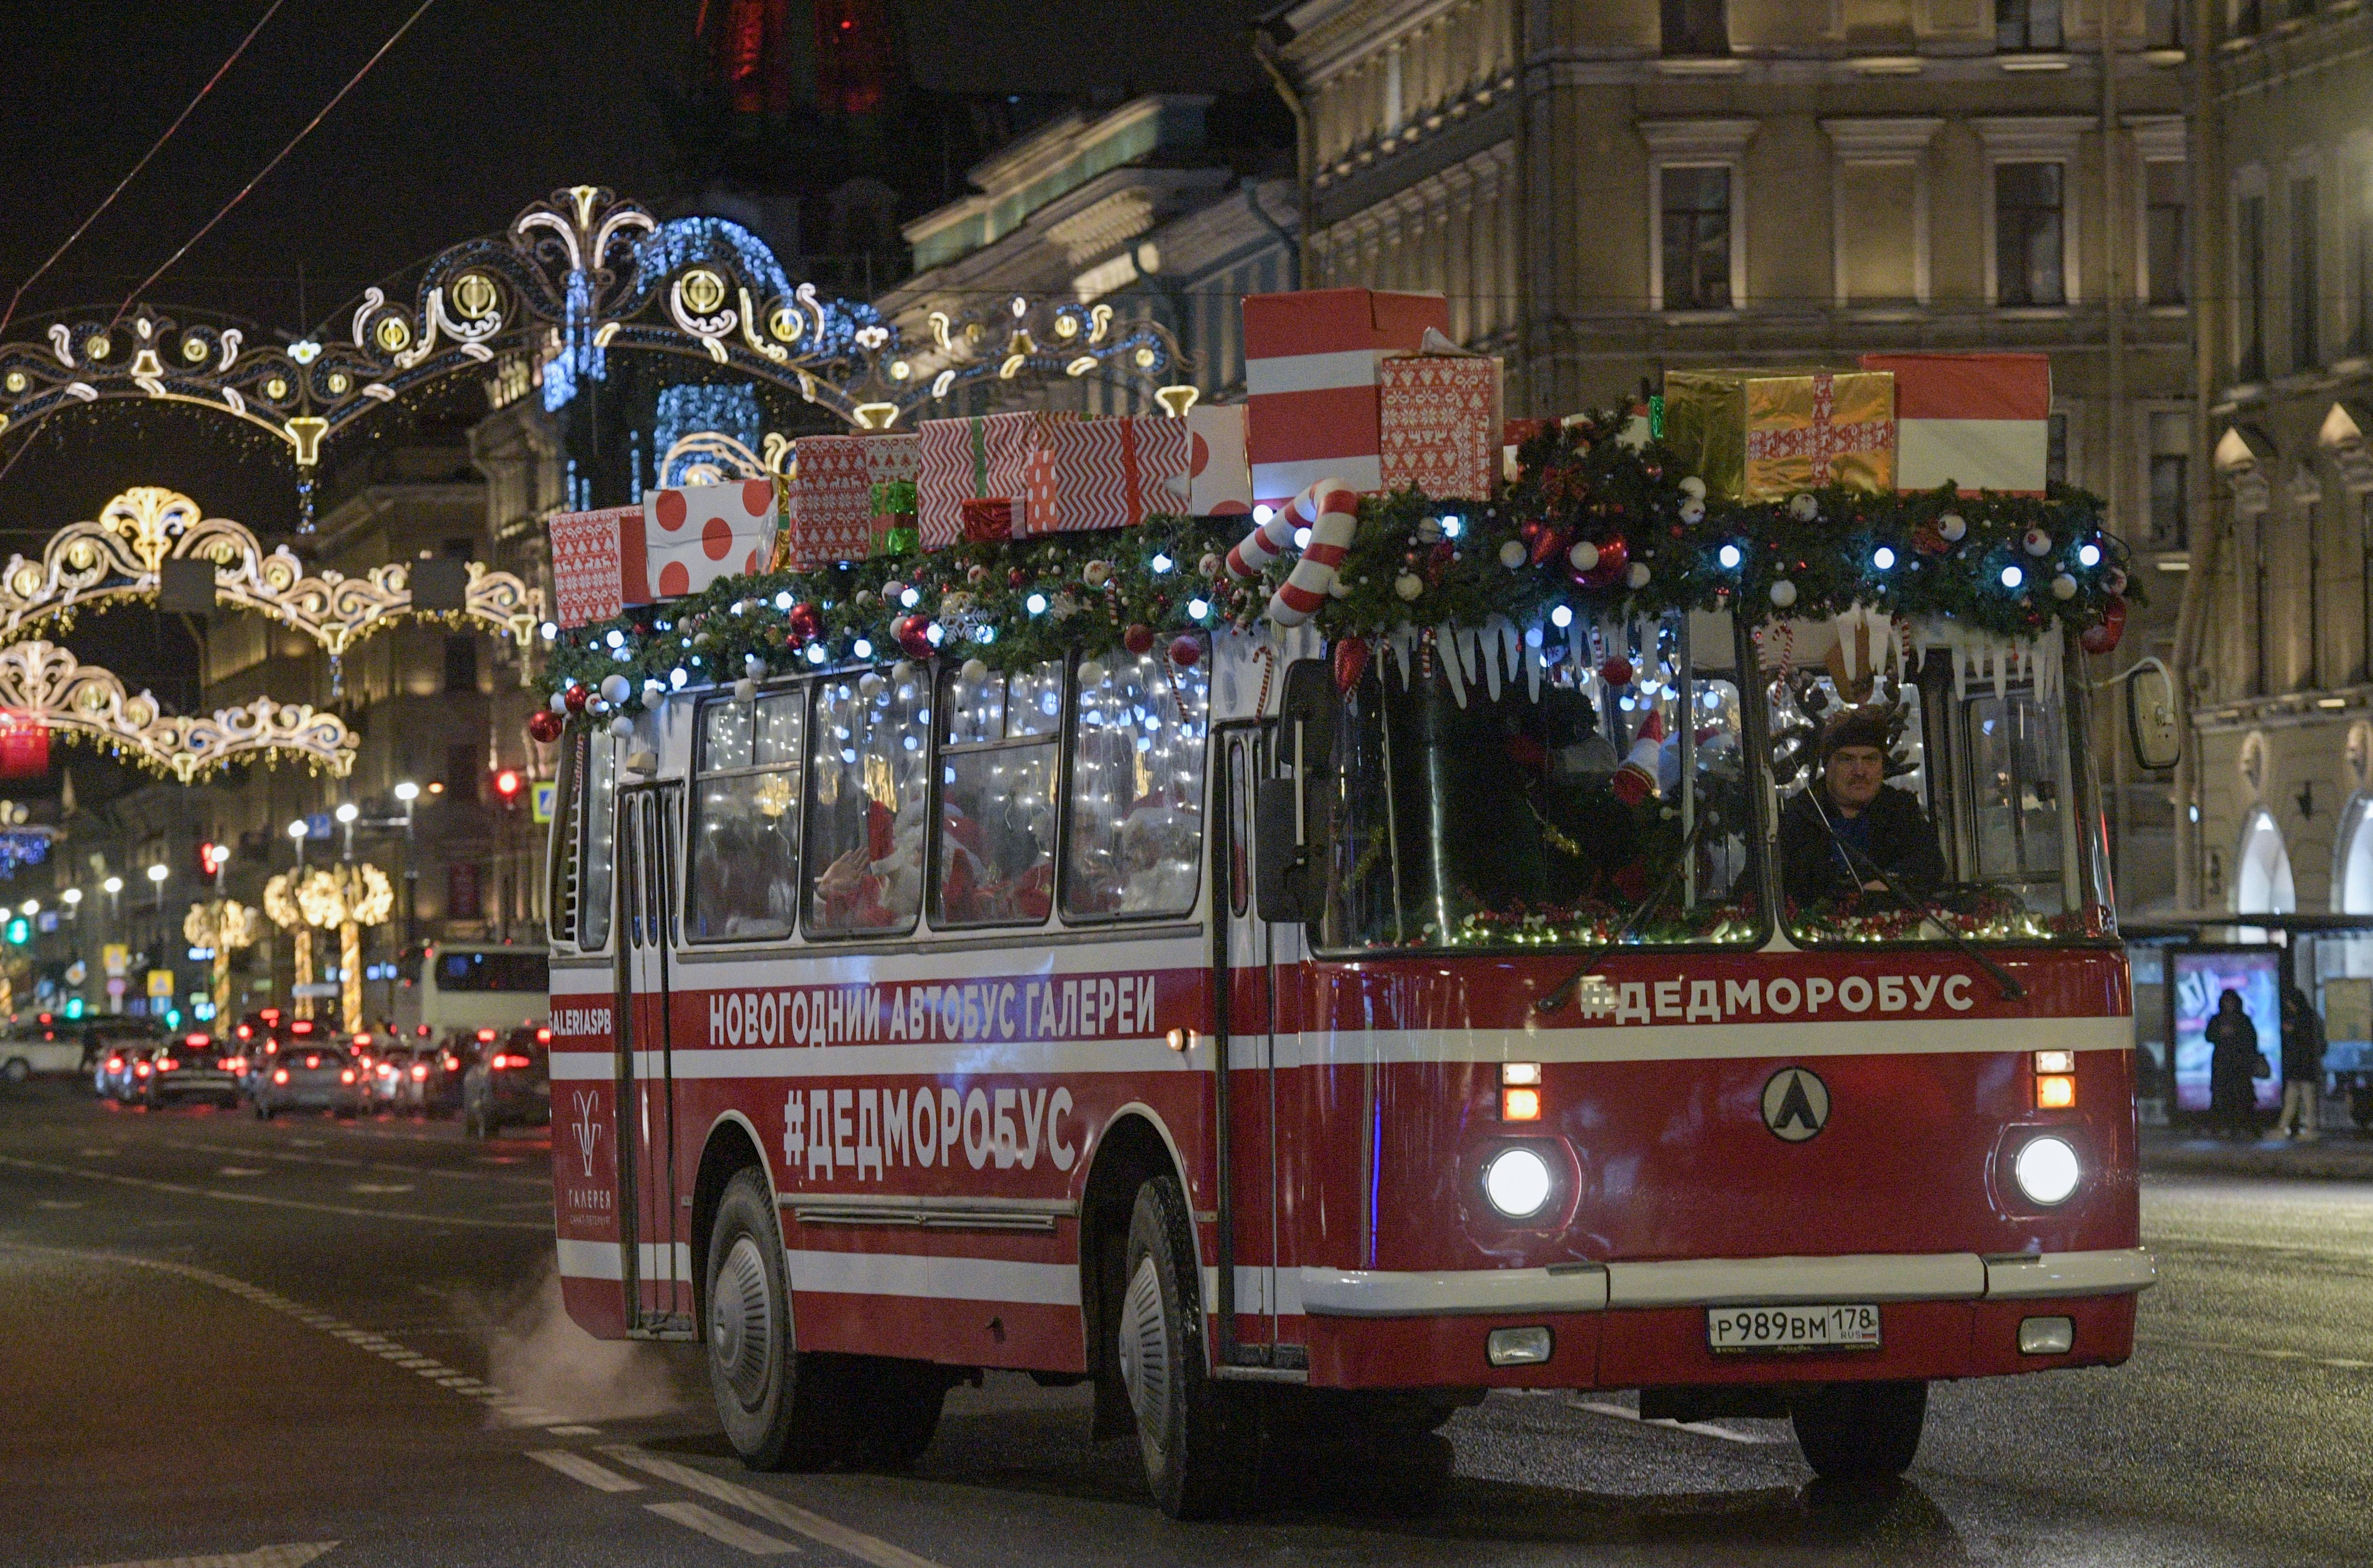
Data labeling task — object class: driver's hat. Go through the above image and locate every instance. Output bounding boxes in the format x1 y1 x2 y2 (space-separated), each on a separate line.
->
1818 707 1892 762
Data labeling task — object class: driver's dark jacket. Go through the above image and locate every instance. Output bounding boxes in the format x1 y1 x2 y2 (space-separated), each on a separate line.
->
1777 784 1948 906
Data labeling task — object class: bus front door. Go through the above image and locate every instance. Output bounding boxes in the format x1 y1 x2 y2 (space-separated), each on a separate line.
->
1217 725 1282 1360
617 783 691 1337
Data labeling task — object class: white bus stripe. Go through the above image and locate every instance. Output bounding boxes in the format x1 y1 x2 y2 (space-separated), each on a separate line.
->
787 1248 1078 1306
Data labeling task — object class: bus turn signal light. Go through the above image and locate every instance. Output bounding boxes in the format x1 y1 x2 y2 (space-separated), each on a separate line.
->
2034 1050 2076 1075
2035 1074 2076 1109
1501 1086 1542 1122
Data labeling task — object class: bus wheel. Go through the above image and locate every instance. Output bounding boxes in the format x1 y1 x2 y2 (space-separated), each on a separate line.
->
708 1168 843 1471
1791 1379 1926 1487
1119 1174 1247 1519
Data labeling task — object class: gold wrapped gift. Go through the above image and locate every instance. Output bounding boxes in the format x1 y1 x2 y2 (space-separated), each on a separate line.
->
1663 368 1896 501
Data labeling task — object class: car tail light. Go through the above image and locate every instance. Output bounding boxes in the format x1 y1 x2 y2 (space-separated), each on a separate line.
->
185 1033 209 1049
292 1021 313 1035
537 1028 553 1043
106 1056 123 1072
340 1069 355 1084
491 1052 532 1071
134 1062 151 1077
273 1068 288 1084
304 1055 319 1069
441 1053 458 1070
353 1033 372 1047
236 1024 253 1041
477 1028 497 1043
410 1063 427 1080
224 1058 247 1075
378 1063 396 1077
157 1058 177 1072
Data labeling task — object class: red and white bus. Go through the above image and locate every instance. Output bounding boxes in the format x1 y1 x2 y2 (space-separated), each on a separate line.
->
544 602 2148 1514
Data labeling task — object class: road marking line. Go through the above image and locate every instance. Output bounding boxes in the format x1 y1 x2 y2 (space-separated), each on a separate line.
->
214 1167 265 1178
645 1501 798 1555
526 1449 642 1493
58 1542 340 1568
347 1183 415 1195
602 1447 945 1568
1574 1400 1784 1445
2136 1333 2373 1373
546 1424 603 1436
0 1154 546 1231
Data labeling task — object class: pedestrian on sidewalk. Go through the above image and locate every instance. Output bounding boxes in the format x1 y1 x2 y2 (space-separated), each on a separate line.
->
2206 989 2264 1140
2277 983 2326 1141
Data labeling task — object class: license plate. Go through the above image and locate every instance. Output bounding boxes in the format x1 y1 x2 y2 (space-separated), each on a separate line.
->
1706 1303 1881 1353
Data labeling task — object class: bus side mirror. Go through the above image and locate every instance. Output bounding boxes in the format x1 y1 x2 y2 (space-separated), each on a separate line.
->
1254 660 1336 925
2124 658 2181 772
1255 780 1312 923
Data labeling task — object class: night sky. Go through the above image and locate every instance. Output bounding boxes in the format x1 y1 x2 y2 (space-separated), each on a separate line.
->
0 0 1263 734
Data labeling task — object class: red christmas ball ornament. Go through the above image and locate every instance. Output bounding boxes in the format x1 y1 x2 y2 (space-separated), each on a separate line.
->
1168 634 1202 669
527 708 565 745
1600 656 1635 688
893 614 936 659
787 601 823 643
1123 622 1155 656
2079 595 2129 654
1008 567 1028 588
1911 519 1950 556
562 683 589 714
1529 523 1571 569
1333 636 1372 695
1574 533 1629 589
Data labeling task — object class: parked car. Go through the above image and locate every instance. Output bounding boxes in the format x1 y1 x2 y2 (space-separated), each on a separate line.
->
143 1031 242 1109
252 1039 367 1119
461 1026 550 1136
2 1015 83 1082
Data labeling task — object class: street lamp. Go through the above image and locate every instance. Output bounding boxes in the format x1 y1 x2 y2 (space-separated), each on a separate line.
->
146 860 168 915
18 898 36 917
288 817 309 869
60 888 80 910
393 781 420 947
335 801 359 864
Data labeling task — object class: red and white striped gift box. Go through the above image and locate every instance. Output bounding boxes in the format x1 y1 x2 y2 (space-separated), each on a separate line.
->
917 412 1055 550
643 479 780 600
547 504 643 627
1242 287 1449 510
1857 352 2052 496
1020 416 1191 536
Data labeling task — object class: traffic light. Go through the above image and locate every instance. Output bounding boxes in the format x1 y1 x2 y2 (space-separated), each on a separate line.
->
199 841 231 877
493 768 521 805
5 917 30 945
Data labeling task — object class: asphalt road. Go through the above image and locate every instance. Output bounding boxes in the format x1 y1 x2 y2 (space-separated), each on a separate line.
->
2 1079 2367 1568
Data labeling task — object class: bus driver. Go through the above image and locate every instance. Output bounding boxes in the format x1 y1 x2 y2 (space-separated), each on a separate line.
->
1777 707 1946 907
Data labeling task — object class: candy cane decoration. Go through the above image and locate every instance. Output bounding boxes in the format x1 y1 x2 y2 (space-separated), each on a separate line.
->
1224 478 1360 628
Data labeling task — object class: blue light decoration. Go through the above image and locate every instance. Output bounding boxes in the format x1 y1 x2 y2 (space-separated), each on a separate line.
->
656 384 766 485
0 830 49 880
542 266 607 413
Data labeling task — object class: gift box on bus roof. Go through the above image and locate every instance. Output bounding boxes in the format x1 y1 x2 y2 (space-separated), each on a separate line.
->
1378 329 1503 501
546 481 779 624
1856 352 2052 496
784 434 918 568
917 411 1068 549
1021 414 1191 536
1243 287 1450 508
1662 367 1896 501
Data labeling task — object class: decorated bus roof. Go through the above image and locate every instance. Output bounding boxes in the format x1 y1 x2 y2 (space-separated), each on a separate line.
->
537 408 2130 723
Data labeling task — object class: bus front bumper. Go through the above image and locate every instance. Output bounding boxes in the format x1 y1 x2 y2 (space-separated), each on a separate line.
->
1277 1248 2153 1390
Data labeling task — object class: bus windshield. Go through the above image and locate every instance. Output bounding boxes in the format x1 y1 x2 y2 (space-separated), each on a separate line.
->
1317 610 1760 953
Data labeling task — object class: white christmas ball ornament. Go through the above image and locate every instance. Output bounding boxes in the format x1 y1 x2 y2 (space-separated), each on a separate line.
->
1568 540 1601 572
1416 516 1444 544
1679 475 1708 500
1626 561 1652 589
960 658 990 683
1678 496 1706 525
2104 566 2129 594
2023 527 2054 557
1937 512 1967 542
1394 572 1426 601
733 677 758 703
1499 540 1527 569
1078 659 1109 687
548 689 570 715
599 673 632 706
1199 552 1224 579
1769 579 1799 609
2051 572 2078 601
1788 493 1820 522
858 671 888 699
743 653 765 679
608 715 635 739
1083 560 1113 588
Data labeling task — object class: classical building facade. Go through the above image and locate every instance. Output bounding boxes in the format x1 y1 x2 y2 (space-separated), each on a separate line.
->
1269 0 2197 914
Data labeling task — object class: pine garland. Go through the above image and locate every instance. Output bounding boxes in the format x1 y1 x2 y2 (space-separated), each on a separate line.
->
539 406 2135 715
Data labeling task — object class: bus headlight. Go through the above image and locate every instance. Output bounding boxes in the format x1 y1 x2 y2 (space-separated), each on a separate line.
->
1482 1146 1553 1220
2012 1136 2080 1206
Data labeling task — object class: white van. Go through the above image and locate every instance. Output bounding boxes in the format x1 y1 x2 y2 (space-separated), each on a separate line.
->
2 1015 85 1081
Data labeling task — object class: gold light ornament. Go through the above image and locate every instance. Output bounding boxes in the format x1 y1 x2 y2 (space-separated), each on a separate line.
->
185 898 263 1014
0 640 355 781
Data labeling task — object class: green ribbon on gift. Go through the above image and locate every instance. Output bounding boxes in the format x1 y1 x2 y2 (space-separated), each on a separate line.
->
869 478 917 514
969 417 988 496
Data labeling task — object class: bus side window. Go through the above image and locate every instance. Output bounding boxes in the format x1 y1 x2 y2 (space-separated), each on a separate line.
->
934 659 1061 928
578 733 617 951
806 667 930 936
547 732 580 949
688 689 805 942
1063 643 1210 921
1228 737 1250 918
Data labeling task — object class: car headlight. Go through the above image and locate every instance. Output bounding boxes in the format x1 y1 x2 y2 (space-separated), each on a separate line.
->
2012 1135 2080 1206
1482 1146 1553 1221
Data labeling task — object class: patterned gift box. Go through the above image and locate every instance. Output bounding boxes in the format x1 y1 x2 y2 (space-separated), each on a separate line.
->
1662 368 1896 501
1019 416 1192 536
1378 342 1503 501
1856 352 2050 496
547 504 644 627
960 497 1019 543
917 413 1060 550
1181 404 1252 515
1243 287 1449 508
784 437 875 568
644 480 780 599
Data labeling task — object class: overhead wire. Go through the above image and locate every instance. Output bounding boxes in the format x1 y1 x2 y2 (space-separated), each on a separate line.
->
111 0 445 329
0 0 287 336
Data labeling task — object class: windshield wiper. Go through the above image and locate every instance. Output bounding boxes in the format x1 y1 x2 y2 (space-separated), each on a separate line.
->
1534 815 1707 1016
1803 791 2026 1002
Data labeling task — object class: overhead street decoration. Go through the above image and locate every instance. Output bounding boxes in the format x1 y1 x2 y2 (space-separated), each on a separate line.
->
0 640 355 782
0 185 1191 472
0 486 544 656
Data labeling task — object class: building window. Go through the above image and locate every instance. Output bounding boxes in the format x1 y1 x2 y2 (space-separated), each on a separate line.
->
2356 170 2373 356
2292 174 2320 372
2047 411 2069 486
2145 0 2183 47
2238 191 2268 382
1996 162 2065 306
2232 0 2262 35
446 742 479 801
2146 161 2188 306
442 635 478 695
1997 0 2063 51
2148 412 2190 551
1661 0 1728 56
1660 165 1733 311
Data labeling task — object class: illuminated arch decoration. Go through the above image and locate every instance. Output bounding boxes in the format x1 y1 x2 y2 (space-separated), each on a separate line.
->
0 486 544 656
0 641 355 782
0 186 1192 470
659 429 784 488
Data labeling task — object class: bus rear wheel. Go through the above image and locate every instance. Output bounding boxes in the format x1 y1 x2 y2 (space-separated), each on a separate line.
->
1118 1173 1249 1519
1791 1379 1927 1488
707 1168 844 1471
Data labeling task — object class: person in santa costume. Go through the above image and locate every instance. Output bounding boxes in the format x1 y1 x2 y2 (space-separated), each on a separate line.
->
1776 707 1946 907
